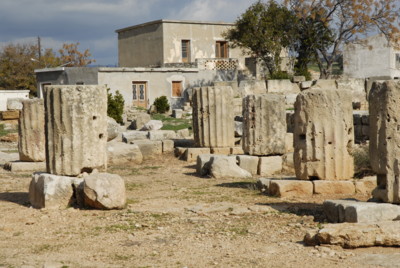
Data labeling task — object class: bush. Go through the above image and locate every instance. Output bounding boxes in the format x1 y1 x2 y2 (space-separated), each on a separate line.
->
294 67 312 81
268 70 292 80
107 89 124 124
352 145 375 178
153 96 170 114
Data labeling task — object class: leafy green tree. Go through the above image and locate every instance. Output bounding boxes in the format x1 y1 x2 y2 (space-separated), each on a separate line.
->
223 0 298 77
107 90 125 124
286 0 400 78
153 96 170 114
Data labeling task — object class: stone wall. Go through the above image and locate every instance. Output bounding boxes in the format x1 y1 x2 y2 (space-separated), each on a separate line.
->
44 85 108 176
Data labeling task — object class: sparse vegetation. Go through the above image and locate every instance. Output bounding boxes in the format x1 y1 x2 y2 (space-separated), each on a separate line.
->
352 145 375 178
151 113 191 131
153 96 170 114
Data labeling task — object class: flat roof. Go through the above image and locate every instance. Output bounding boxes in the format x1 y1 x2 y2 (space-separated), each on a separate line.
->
116 19 234 33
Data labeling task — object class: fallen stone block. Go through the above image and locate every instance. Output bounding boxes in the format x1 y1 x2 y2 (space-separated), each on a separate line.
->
148 130 177 141
237 155 259 175
300 81 313 90
29 173 83 209
130 140 162 160
4 161 46 172
210 156 251 179
269 180 313 197
162 140 174 153
355 176 377 195
313 181 355 195
122 131 148 143
83 173 126 210
256 178 271 193
185 147 211 162
304 221 400 248
141 120 163 131
107 117 120 142
107 141 143 165
128 113 151 130
323 199 400 223
211 147 231 155
1 110 19 120
196 154 213 176
258 156 283 176
230 147 244 155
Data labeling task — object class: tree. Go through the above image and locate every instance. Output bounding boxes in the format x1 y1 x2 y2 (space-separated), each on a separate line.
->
223 0 298 77
58 42 95 67
286 0 400 79
107 89 125 124
0 41 95 96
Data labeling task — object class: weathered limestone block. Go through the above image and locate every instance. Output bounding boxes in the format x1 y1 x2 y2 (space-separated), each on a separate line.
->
210 147 231 155
242 94 286 156
4 161 46 172
369 80 400 203
1 110 19 120
122 131 148 143
130 140 162 160
185 147 211 162
148 130 176 141
258 156 283 176
355 176 377 195
29 173 83 209
196 154 213 176
237 155 259 175
162 140 174 153
209 156 251 179
294 89 354 180
44 85 107 176
269 180 313 197
313 181 355 195
107 141 143 165
192 86 235 148
18 99 45 162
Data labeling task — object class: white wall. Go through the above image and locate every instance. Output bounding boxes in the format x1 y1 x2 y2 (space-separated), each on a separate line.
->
0 90 30 111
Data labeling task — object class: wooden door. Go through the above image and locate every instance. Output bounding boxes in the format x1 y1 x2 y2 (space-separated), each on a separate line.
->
132 81 148 108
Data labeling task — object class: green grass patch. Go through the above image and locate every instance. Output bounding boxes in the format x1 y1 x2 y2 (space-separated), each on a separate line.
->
151 113 191 131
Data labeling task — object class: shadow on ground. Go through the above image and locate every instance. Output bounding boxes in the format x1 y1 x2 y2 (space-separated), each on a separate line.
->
216 181 258 190
257 201 325 222
0 192 29 207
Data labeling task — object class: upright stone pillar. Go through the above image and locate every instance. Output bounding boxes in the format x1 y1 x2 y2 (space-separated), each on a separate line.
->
242 94 286 155
44 85 108 176
369 80 400 203
294 89 354 180
192 86 235 148
18 99 46 162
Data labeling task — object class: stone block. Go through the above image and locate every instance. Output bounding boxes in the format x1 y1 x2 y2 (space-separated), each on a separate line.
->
107 117 120 142
196 154 213 176
172 109 183 119
192 86 235 148
7 98 24 110
300 81 313 90
294 89 354 180
29 173 82 209
44 85 107 176
292 76 306 83
130 140 162 160
174 147 187 158
148 130 177 141
162 140 174 153
237 155 259 175
269 180 313 197
256 178 271 193
285 94 298 108
282 152 294 174
258 156 283 176
369 80 400 203
122 131 148 143
311 79 337 90
285 133 294 153
355 176 377 195
141 120 163 131
18 99 45 162
176 128 190 139
323 200 400 223
4 161 46 172
128 112 151 130
238 80 267 96
1 110 19 120
185 147 211 162
210 147 231 155
107 141 143 165
267 79 300 93
230 147 244 155
313 181 355 195
83 173 126 210
234 121 243 137
209 155 251 179
242 94 286 156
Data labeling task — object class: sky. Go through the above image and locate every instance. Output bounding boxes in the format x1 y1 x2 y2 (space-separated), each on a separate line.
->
0 0 257 66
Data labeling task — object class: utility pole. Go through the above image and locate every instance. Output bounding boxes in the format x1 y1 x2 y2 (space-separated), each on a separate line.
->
37 36 41 61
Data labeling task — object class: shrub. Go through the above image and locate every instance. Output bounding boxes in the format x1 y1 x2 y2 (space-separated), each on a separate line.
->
107 89 124 124
352 145 375 178
153 96 170 114
294 67 312 81
268 70 292 80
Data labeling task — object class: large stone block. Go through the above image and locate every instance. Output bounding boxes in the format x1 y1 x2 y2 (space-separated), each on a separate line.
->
313 181 355 195
237 155 259 175
192 86 235 148
4 161 46 172
294 89 354 180
18 99 45 162
269 180 313 197
209 155 251 179
44 85 108 176
258 156 283 176
242 94 286 156
185 147 211 162
29 173 82 209
355 176 377 195
1 110 19 120
130 140 162 159
148 130 176 141
122 131 148 143
107 141 143 165
369 80 400 203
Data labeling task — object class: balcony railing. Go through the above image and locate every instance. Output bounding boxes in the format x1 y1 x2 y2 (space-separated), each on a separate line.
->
196 58 239 71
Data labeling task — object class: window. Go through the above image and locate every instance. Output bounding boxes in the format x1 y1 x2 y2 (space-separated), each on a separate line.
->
216 41 229 58
396 53 400 69
181 40 191 63
172 81 183 98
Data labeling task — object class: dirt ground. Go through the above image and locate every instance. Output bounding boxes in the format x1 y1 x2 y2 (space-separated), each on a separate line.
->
0 150 399 268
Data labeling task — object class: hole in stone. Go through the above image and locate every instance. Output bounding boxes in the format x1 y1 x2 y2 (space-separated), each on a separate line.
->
99 133 104 139
328 141 332 144
388 137 392 140
93 116 97 120
348 127 352 135
81 167 93 173
309 176 319 181
299 134 306 140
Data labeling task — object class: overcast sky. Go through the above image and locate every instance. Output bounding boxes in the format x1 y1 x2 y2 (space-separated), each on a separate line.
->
0 0 257 66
